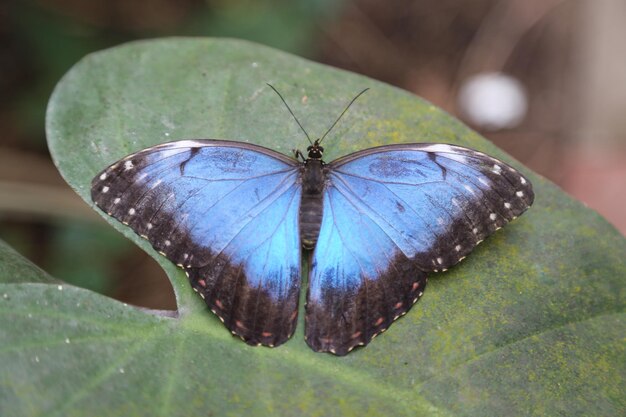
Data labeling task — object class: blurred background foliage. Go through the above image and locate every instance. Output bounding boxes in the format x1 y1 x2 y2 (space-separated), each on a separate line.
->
1 0 625 310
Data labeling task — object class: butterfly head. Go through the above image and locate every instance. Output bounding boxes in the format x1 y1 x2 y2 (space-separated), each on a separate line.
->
307 140 324 160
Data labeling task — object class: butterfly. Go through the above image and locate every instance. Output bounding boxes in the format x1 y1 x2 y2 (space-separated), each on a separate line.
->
91 86 534 355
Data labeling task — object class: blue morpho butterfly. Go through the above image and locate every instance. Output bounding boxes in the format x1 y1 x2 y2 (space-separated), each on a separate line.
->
91 85 534 355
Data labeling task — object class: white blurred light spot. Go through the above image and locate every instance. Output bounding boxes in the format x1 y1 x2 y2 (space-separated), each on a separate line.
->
458 72 528 130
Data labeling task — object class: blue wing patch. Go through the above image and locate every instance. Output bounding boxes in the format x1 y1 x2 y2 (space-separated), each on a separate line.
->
306 143 534 354
91 140 302 347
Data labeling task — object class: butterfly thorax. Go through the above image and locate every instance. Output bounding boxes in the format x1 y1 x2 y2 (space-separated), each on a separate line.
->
300 156 326 250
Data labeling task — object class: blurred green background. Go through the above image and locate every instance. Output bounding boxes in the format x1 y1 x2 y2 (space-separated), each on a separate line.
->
1 0 624 310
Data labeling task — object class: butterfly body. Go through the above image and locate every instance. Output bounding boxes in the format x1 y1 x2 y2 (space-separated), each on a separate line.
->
92 138 533 355
299 141 327 250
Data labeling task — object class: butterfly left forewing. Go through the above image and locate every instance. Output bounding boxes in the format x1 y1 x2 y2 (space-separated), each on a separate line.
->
306 143 533 354
91 140 302 347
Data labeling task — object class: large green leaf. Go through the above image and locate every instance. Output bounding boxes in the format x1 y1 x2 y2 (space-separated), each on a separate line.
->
1 38 624 416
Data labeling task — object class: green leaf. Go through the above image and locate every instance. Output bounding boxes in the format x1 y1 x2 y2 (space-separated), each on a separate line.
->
2 38 623 416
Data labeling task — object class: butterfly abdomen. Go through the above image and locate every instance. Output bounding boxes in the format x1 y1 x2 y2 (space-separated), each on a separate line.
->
300 194 324 250
300 160 326 250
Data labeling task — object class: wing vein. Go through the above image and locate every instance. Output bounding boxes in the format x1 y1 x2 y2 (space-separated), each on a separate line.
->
332 168 447 186
192 174 299 265
162 169 297 249
331 173 441 255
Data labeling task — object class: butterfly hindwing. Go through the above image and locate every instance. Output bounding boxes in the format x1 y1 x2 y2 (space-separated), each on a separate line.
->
306 143 534 354
305 184 429 355
91 140 302 347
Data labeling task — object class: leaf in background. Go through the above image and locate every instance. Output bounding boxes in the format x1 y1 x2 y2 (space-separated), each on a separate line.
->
1 38 624 416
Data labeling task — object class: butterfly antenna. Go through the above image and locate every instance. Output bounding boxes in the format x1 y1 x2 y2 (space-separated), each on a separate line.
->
267 83 312 145
319 88 369 144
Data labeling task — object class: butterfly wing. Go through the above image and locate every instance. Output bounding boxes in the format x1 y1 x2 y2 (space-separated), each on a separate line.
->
306 143 534 355
91 140 302 347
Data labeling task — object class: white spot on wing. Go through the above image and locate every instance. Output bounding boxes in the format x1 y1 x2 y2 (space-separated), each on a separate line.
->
438 152 469 163
124 160 134 170
490 213 497 220
102 186 109 193
504 202 511 209
419 144 456 153
147 223 153 230
114 198 121 204
520 177 527 184
155 140 206 149
99 173 107 180
128 208 136 215
455 245 461 251
516 191 524 197
436 257 443 264
165 240 171 246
